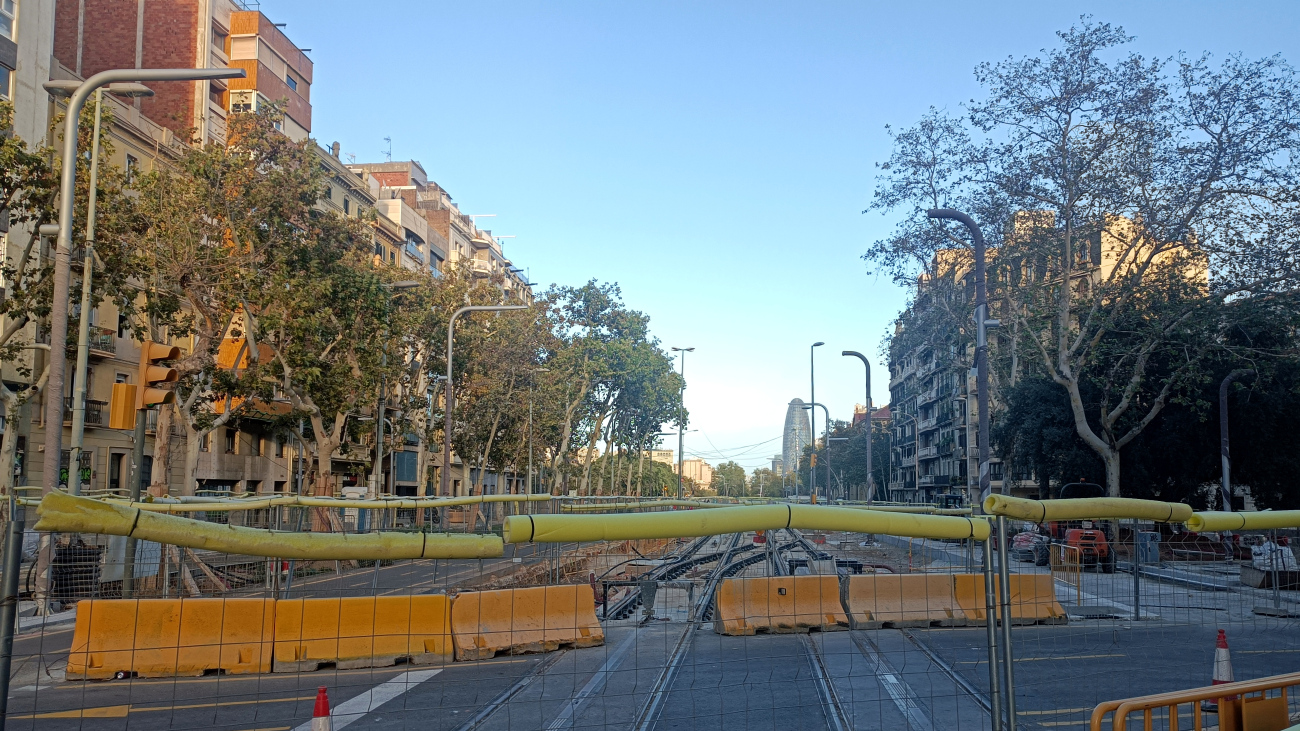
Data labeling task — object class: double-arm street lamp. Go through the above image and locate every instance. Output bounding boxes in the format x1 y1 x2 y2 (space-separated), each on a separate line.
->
440 304 529 498
40 67 246 500
842 351 872 502
42 80 154 497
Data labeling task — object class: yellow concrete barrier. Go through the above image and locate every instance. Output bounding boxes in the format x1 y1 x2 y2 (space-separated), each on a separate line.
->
450 585 604 661
273 596 452 672
953 573 1067 625
713 576 848 636
841 574 967 629
67 598 274 680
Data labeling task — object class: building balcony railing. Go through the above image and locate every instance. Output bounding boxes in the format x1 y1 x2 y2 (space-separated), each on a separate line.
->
917 445 939 460
89 327 116 356
918 387 940 405
919 474 951 487
918 416 939 432
918 360 939 377
63 398 107 428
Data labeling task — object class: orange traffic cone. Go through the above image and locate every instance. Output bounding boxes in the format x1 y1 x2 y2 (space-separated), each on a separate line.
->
312 686 332 730
1201 629 1236 712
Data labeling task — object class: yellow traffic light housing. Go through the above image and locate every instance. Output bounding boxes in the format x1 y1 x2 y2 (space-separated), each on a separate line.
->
137 340 179 409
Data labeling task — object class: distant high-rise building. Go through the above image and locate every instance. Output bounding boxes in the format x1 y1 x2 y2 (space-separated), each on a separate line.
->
781 398 811 476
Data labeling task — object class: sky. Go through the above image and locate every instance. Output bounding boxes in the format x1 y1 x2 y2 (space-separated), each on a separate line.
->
270 0 1299 472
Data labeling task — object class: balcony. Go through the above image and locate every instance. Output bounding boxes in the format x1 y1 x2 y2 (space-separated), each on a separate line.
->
917 445 939 460
63 398 107 428
918 416 939 432
89 327 116 356
919 474 951 487
468 259 493 276
918 360 939 377
918 387 940 405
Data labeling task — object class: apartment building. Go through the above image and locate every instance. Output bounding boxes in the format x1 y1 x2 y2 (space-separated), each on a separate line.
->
349 161 532 301
53 1 310 145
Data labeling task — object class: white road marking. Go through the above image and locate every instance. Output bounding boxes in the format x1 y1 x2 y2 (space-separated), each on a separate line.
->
293 669 441 731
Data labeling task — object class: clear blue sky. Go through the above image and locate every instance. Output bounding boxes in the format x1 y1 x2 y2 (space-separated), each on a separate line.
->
272 0 1298 472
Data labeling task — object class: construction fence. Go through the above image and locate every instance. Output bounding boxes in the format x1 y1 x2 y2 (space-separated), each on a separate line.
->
0 496 1297 730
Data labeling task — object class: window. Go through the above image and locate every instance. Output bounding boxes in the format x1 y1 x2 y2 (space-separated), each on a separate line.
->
343 197 350 214
117 313 129 338
211 26 228 52
0 0 14 40
274 480 286 493
0 68 10 101
250 436 261 456
109 453 123 493
374 240 383 257
124 155 139 184
199 432 209 452
208 85 223 107
115 372 129 384
224 429 236 454
285 74 298 91
246 479 261 493
275 437 284 458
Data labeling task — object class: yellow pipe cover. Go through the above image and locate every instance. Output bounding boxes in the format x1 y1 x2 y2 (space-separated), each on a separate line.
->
982 494 1192 523
33 492 502 560
115 493 550 513
503 504 989 543
1185 511 1300 533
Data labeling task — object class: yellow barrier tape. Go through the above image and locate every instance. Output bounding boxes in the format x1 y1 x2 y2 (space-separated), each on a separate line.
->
33 492 502 560
503 504 989 543
983 494 1191 523
1185 510 1300 533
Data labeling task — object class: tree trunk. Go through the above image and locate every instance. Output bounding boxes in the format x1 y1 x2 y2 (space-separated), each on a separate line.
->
183 426 204 496
149 402 174 496
635 448 645 497
580 400 612 495
1103 449 1121 498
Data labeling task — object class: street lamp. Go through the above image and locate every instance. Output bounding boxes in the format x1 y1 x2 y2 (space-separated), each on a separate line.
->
802 402 832 503
1219 369 1254 512
926 208 1010 731
368 281 422 514
926 209 997 504
842 351 872 502
809 342 823 500
440 304 529 499
40 68 246 504
671 347 694 499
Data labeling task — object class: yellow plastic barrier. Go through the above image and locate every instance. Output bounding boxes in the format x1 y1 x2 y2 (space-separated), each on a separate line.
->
504 504 989 543
450 585 604 661
952 573 1067 625
273 596 452 672
67 598 274 680
34 491 502 560
841 574 967 629
1186 510 1300 533
713 576 848 636
983 494 1191 523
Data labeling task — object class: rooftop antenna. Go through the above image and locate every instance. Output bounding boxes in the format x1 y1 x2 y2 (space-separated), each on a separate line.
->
383 137 392 162
345 152 356 164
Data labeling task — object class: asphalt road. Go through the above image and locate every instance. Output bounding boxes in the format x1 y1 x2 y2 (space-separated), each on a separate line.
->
4 553 1298 730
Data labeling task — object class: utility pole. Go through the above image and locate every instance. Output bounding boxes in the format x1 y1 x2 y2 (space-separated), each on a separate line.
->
1219 369 1254 512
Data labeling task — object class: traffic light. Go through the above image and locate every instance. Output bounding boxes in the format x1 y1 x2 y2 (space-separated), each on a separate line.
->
810 454 818 468
108 340 179 429
136 340 180 409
